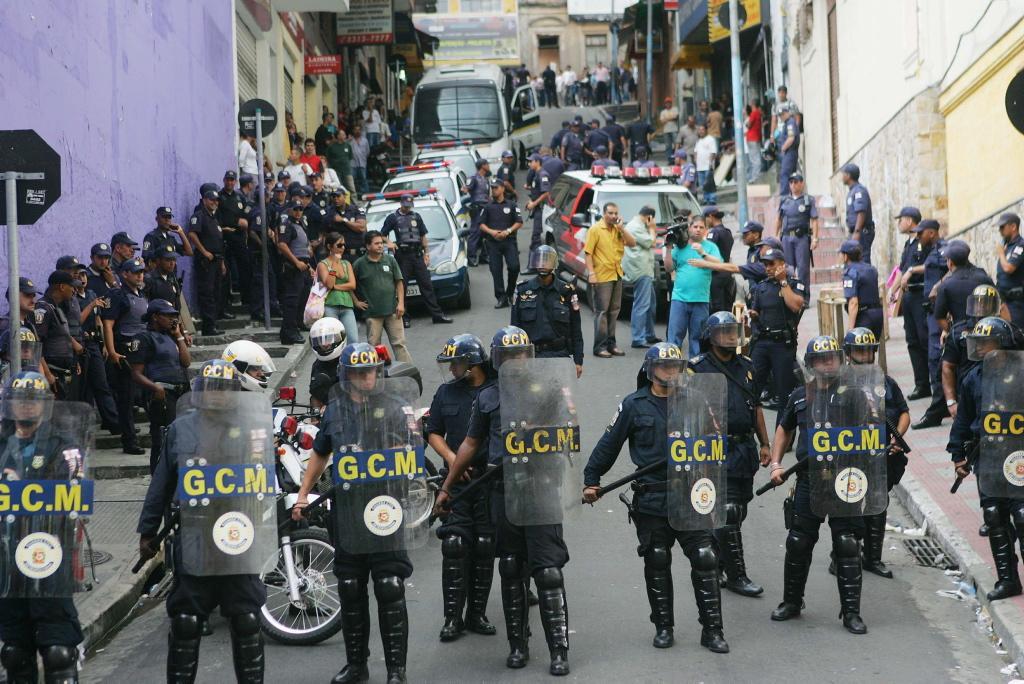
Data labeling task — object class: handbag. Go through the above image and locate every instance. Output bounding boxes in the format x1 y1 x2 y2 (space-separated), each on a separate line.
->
303 274 328 327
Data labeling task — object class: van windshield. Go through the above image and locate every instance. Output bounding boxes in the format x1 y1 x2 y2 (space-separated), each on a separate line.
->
413 85 504 144
594 190 701 226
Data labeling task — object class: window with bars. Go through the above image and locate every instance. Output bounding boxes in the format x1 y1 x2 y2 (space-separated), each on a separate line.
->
284 67 295 124
237 17 258 104
827 0 840 169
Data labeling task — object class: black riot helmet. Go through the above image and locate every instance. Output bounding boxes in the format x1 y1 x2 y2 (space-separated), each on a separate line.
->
804 335 843 379
966 284 1001 319
490 326 534 370
436 333 488 384
2 370 54 428
966 316 1014 361
528 245 558 275
700 311 741 350
337 342 385 395
15 326 43 370
843 327 879 365
643 342 685 388
191 359 242 409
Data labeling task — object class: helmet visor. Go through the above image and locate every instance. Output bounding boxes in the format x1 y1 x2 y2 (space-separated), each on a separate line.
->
341 365 383 396
491 344 535 370
437 356 473 384
646 357 685 386
966 292 1000 318
311 330 346 358
807 350 844 379
709 323 741 349
1 395 54 423
528 249 558 273
967 336 1000 362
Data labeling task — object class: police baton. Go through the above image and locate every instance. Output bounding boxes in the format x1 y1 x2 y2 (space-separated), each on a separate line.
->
429 464 502 525
132 510 179 574
755 460 807 496
582 460 664 504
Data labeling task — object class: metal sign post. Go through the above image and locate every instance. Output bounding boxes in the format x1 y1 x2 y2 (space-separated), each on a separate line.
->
4 171 44 376
728 0 749 226
255 110 272 330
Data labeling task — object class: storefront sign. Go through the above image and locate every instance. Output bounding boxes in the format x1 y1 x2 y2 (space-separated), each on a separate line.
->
412 10 519 65
337 0 393 45
305 54 342 75
708 0 761 43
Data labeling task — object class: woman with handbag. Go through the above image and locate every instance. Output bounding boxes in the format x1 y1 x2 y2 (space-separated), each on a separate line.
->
316 232 360 343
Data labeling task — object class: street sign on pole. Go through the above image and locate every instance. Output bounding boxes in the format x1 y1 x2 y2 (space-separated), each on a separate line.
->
240 99 276 330
0 130 61 377
238 99 278 137
728 0 749 226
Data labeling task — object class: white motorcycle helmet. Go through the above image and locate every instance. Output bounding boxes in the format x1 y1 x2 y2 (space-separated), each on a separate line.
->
222 340 277 392
309 317 347 361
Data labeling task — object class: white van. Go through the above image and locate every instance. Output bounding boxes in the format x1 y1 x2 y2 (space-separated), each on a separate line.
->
412 64 542 169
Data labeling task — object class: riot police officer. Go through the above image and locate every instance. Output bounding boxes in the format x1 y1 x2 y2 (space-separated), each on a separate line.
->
841 163 875 264
841 327 910 578
913 224 951 429
748 249 805 411
525 154 552 251
480 181 523 308
381 194 453 324
583 343 730 653
0 372 90 684
144 244 184 305
997 212 1024 327
142 206 194 266
429 335 498 642
187 189 226 336
777 173 818 291
137 359 271 683
894 208 931 398
434 328 573 675
35 271 82 400
768 336 869 634
948 317 1022 601
278 201 313 344
511 246 584 378
840 240 883 338
495 150 517 199
127 299 190 472
101 257 149 455
691 313 772 596
292 344 418 683
466 159 493 266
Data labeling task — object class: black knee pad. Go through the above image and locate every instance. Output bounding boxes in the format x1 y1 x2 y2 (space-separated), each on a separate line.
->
170 614 202 639
498 554 525 580
785 528 814 555
441 534 467 559
229 612 261 637
533 567 564 591
643 545 671 571
40 645 75 671
1011 507 1024 531
338 577 367 603
983 505 1007 529
736 502 748 524
724 502 741 526
373 575 405 604
474 534 496 559
833 532 859 559
690 544 718 572
791 514 821 540
0 643 35 671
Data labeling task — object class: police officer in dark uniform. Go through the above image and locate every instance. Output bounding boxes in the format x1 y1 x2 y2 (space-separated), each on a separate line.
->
102 257 149 455
583 119 611 162
583 343 730 653
603 114 628 167
466 159 493 267
70 261 120 432
541 147 565 186
218 170 250 314
839 240 883 339
430 335 498 642
934 239 995 332
768 336 869 634
35 271 82 400
748 249 806 411
142 206 194 267
278 201 314 344
525 153 552 251
188 189 226 336
841 328 910 578
0 371 87 684
109 231 139 273
381 194 453 324
86 242 119 298
777 173 818 291
305 172 331 261
560 121 584 171
495 150 517 200
511 245 584 378
292 344 415 684
480 181 523 309
691 313 772 597
127 299 190 472
268 182 289 232
435 328 573 675
704 207 736 315
549 121 570 157
144 244 184 305
841 163 875 264
912 226 953 429
997 212 1024 327
948 317 1023 601
137 359 268 683
777 106 800 193
894 208 931 398
328 189 367 263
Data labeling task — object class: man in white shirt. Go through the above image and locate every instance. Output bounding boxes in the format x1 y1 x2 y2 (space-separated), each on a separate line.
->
237 132 259 175
694 124 718 204
658 98 679 163
594 62 611 104
563 66 577 106
282 147 310 186
362 98 382 148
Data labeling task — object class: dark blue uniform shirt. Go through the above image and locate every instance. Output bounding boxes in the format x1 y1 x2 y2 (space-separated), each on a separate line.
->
844 182 873 231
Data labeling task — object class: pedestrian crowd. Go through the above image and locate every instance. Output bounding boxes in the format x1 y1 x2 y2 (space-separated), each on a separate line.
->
505 61 638 109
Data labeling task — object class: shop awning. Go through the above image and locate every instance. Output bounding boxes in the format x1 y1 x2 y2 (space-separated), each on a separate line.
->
671 44 712 70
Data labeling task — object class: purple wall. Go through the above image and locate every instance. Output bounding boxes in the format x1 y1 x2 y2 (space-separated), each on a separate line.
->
0 2 237 299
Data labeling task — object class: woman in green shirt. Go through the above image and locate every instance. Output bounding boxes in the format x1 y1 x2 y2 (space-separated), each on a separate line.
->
316 232 359 343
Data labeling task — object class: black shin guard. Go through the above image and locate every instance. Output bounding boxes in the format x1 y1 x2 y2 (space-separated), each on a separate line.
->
167 614 201 684
229 612 265 684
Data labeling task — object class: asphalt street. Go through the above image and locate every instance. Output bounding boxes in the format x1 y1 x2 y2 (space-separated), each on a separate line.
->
84 107 1011 684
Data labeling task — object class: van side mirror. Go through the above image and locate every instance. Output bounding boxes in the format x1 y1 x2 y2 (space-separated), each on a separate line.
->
570 213 588 228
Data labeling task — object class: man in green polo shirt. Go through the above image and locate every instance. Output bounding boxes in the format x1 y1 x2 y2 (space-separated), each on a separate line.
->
326 130 355 194
584 201 636 358
353 230 412 362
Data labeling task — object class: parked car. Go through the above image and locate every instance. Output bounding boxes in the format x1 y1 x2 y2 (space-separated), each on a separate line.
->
380 160 471 230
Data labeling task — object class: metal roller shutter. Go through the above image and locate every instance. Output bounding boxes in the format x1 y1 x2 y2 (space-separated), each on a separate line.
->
237 17 258 104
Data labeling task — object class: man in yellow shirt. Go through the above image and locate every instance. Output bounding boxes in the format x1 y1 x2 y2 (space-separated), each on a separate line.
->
584 202 636 358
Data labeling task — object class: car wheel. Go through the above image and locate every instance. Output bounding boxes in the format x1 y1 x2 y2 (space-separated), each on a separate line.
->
454 272 472 309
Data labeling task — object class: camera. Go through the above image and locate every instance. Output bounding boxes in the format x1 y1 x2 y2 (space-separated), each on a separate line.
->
664 209 691 246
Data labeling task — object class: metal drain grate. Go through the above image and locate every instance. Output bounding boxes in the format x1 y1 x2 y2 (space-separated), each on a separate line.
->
84 550 114 567
903 538 955 569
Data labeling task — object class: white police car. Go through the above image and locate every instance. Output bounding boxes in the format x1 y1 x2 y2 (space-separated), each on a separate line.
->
379 161 472 231
362 188 472 309
413 140 484 182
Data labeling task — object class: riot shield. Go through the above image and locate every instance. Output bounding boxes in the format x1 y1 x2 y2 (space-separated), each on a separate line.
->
0 401 95 598
667 373 728 531
978 351 1024 499
807 365 888 518
500 358 582 526
176 391 276 576
327 377 430 554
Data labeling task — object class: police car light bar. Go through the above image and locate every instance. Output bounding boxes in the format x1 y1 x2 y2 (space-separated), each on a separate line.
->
418 140 474 150
386 161 451 175
361 188 439 202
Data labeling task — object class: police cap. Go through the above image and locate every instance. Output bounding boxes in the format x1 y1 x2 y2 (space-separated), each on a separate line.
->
702 206 724 218
223 170 237 181
788 172 804 182
912 218 940 233
841 163 860 180
527 153 543 163
754 236 782 250
156 206 174 218
239 173 254 186
90 242 112 257
202 189 220 201
475 159 490 169
143 298 178 321
895 206 921 222
47 271 75 288
761 248 786 263
839 239 862 256
111 231 138 247
55 255 80 271
999 212 1021 228
118 257 146 273
741 221 764 235
941 239 970 262
157 244 178 260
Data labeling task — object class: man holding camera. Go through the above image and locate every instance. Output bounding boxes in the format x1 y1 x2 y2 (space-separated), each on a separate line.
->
664 214 720 357
584 202 636 358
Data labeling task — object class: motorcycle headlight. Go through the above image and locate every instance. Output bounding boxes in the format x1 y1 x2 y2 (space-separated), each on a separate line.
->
434 259 458 275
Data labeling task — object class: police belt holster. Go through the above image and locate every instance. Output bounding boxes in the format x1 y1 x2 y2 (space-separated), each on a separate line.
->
155 382 189 395
630 480 669 494
783 226 808 238
398 244 423 255
535 339 567 353
905 283 924 292
758 328 794 344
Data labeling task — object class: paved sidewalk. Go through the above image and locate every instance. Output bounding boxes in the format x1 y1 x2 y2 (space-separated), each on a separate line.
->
798 281 1024 668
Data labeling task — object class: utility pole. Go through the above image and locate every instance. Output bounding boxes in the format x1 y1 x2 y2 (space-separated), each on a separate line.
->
728 0 748 226
645 0 654 123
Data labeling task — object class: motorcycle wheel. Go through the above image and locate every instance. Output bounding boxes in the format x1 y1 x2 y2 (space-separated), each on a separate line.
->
260 527 343 645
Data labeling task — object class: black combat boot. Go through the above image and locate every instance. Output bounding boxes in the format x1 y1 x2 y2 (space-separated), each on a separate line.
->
332 578 370 684
40 645 78 684
439 535 467 641
499 556 529 669
834 532 867 634
167 614 201 683
716 503 764 597
535 567 570 675
771 529 813 621
375 576 409 684
643 546 674 648
985 506 1023 601
228 613 264 684
1 644 39 684
465 542 497 635
691 546 729 653
862 512 893 578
